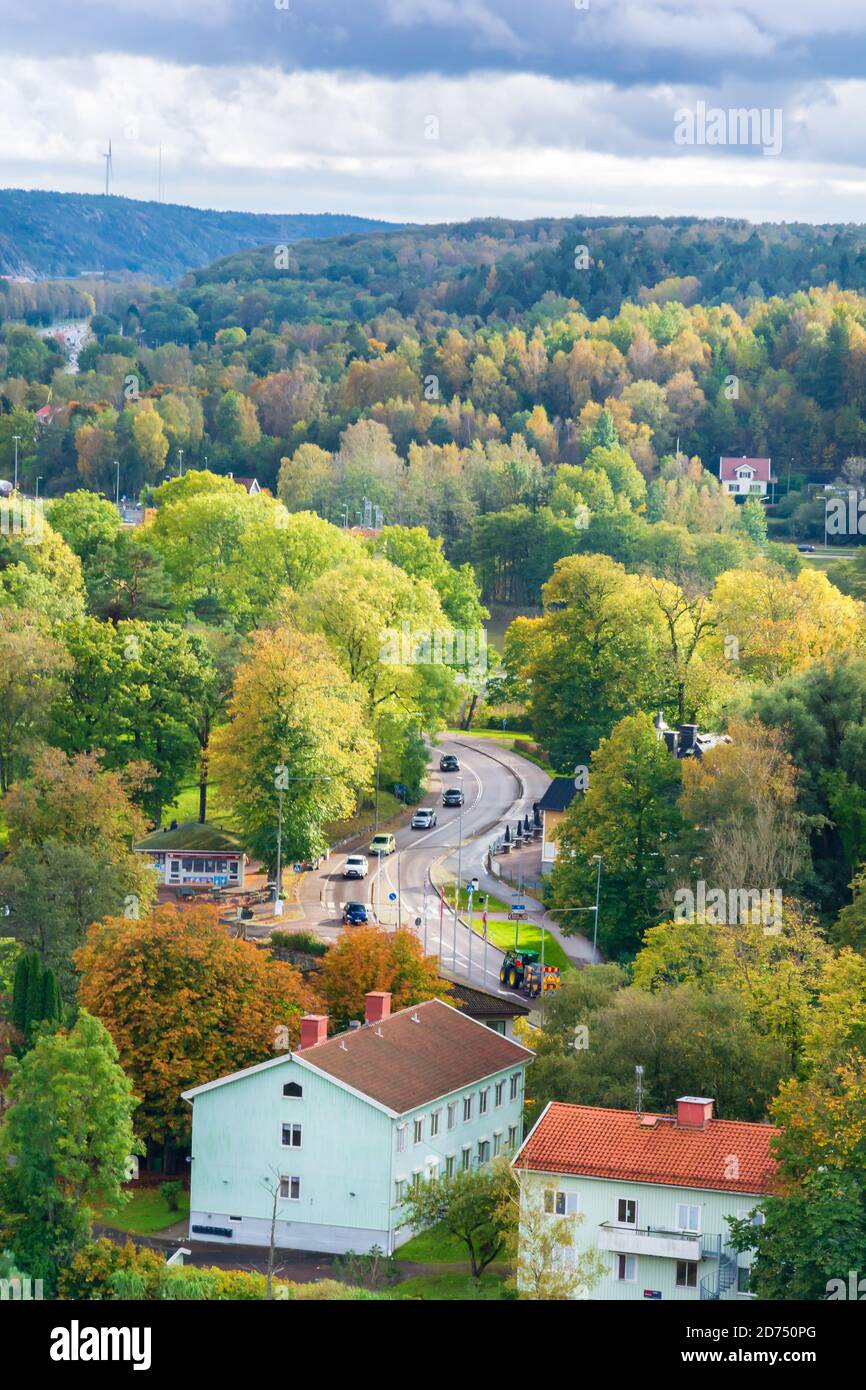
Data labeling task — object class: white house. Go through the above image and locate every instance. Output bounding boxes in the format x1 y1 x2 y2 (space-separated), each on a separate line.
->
719 456 774 500
513 1096 776 1300
133 820 245 890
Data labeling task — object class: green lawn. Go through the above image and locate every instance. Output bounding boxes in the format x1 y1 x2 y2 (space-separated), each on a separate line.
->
395 1273 509 1300
327 789 406 844
395 1223 468 1263
163 780 239 831
442 882 511 913
100 1186 190 1235
484 918 573 972
445 727 533 742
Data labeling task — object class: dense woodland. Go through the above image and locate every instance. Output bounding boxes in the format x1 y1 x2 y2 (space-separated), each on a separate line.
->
2 215 866 1298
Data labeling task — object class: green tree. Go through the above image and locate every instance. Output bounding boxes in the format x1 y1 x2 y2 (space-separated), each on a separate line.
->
399 1159 514 1278
550 712 682 958
0 1011 140 1291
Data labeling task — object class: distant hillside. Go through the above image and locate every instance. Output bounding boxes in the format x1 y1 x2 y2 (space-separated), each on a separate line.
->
0 188 398 283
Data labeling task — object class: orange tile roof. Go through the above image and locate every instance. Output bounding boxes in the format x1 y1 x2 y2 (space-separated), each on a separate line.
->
295 998 532 1114
515 1102 778 1195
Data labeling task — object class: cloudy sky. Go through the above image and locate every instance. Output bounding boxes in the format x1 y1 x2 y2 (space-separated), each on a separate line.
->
2 0 866 223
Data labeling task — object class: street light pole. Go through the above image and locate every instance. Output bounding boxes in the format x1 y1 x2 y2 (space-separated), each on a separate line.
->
12 435 20 491
275 783 284 911
115 459 120 508
35 476 42 500
452 779 464 970
591 854 603 964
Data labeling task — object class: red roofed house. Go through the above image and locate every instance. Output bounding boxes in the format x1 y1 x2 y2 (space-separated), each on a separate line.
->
719 456 775 501
513 1097 777 1300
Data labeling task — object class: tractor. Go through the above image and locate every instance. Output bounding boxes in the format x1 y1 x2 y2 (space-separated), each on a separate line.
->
499 949 561 999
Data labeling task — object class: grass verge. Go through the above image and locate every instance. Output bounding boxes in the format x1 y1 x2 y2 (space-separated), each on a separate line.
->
483 918 573 973
100 1186 190 1235
395 1273 509 1300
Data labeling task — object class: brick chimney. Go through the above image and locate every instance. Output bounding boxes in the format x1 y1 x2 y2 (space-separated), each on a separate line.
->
365 991 391 1024
299 1014 328 1049
677 1096 714 1129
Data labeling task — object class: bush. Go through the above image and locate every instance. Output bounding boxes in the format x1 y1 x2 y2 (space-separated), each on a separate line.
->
272 932 328 958
332 1245 399 1290
57 1238 163 1300
281 1278 388 1301
160 1180 183 1212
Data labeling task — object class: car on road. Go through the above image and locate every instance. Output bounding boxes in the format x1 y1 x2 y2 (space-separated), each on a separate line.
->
442 787 465 807
342 901 370 925
439 753 460 772
368 832 397 856
343 854 369 879
411 807 438 829
797 544 816 552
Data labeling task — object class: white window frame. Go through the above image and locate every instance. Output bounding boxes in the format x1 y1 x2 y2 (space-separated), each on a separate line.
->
461 1145 472 1171
676 1261 698 1289
394 1178 406 1203
396 1123 408 1153
280 1122 302 1149
282 1081 303 1100
445 1153 456 1178
507 1124 518 1151
413 1117 424 1146
494 1080 504 1107
430 1108 441 1138
279 1175 301 1201
493 1131 503 1157
676 1203 701 1234
447 1101 458 1130
479 1087 490 1115
509 1072 520 1101
463 1095 473 1123
615 1253 637 1283
617 1197 638 1227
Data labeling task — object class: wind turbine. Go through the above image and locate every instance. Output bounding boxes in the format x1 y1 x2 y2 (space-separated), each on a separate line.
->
103 139 113 196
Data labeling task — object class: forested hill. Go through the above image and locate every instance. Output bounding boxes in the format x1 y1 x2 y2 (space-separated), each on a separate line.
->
0 188 396 283
184 215 866 328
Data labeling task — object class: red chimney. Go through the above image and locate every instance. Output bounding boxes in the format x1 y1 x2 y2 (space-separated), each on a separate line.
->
365 991 391 1024
677 1096 714 1129
299 1014 328 1049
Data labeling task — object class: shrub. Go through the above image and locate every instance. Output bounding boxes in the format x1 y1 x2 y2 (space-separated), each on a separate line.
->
272 931 328 957
160 1180 183 1212
58 1238 163 1300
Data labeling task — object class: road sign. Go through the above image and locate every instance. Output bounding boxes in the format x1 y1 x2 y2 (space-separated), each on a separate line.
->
388 891 397 902
507 912 526 921
293 863 302 873
511 902 526 914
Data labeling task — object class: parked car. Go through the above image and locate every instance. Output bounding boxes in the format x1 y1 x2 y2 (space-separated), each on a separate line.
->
368 832 397 856
411 807 438 829
344 854 369 879
443 787 465 807
797 544 816 553
342 901 370 925
439 753 460 772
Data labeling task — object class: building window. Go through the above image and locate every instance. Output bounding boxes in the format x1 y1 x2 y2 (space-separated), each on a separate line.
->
479 1088 489 1115
279 1176 300 1200
737 1266 751 1295
477 1140 490 1165
282 1081 302 1099
281 1123 302 1148
445 1154 456 1178
395 1179 406 1203
494 1080 504 1107
617 1198 637 1227
544 1190 578 1216
676 1204 700 1233
447 1101 457 1130
413 1117 424 1145
430 1109 441 1138
493 1132 502 1157
229 1215 242 1222
396 1124 408 1153
676 1262 698 1289
411 1171 422 1191
461 1146 471 1171
463 1095 473 1123
509 1073 520 1101
507 1124 519 1151
427 1159 439 1181
737 1208 766 1228
616 1254 636 1283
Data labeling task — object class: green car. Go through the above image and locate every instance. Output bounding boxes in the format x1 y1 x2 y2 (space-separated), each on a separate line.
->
368 833 396 856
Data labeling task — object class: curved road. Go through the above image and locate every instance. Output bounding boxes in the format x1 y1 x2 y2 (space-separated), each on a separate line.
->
304 735 553 997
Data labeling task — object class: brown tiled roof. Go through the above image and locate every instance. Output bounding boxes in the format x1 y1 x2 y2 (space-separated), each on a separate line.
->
295 998 532 1114
446 980 529 1020
515 1102 778 1195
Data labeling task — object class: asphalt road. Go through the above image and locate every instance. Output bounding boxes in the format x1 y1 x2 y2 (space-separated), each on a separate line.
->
307 735 552 997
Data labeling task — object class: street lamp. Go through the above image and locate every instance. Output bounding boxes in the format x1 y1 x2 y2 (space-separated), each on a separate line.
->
12 435 20 491
452 774 466 970
466 876 479 980
273 764 332 915
35 476 42 500
591 854 602 964
115 459 121 508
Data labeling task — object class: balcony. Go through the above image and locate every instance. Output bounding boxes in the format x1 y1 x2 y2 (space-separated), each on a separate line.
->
598 1222 705 1261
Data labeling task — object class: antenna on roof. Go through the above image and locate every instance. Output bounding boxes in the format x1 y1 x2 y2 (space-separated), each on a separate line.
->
635 1064 644 1118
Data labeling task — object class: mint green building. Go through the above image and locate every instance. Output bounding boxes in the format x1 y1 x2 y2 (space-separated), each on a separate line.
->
183 994 532 1255
514 1098 776 1301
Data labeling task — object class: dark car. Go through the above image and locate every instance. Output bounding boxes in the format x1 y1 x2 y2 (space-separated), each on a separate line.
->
443 787 465 807
439 753 460 772
797 544 816 553
342 901 370 925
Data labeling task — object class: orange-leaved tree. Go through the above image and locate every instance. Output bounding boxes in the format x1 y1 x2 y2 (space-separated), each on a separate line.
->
317 926 446 1027
75 904 317 1146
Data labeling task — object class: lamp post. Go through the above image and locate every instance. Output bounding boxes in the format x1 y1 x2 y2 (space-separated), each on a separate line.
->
35 476 42 500
466 876 479 981
591 854 602 964
178 449 184 477
452 775 465 970
12 435 20 491
115 459 121 508
273 765 331 915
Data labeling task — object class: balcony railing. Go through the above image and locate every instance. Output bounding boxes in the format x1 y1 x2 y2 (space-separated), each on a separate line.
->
597 1222 715 1261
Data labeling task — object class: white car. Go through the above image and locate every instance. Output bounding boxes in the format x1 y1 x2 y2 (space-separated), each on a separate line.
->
411 807 437 829
344 854 369 880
